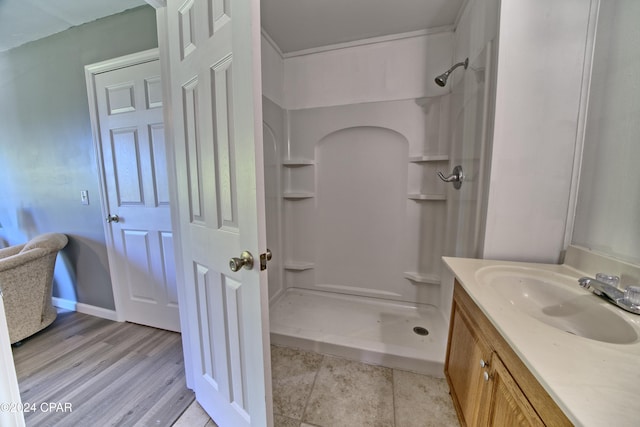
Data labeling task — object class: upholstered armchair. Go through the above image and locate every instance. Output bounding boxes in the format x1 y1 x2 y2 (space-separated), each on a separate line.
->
0 233 68 344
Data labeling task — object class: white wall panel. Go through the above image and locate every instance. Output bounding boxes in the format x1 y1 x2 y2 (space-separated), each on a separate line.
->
283 32 453 109
264 30 456 307
572 0 640 265
262 97 284 303
281 99 450 305
482 0 592 263
0 6 158 311
261 35 284 107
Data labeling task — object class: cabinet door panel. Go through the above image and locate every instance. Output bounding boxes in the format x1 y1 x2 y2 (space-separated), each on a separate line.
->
485 354 544 427
447 281 572 426
446 301 491 425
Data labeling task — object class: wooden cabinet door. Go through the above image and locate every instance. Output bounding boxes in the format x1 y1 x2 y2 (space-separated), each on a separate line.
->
483 354 544 427
446 300 492 426
447 282 572 426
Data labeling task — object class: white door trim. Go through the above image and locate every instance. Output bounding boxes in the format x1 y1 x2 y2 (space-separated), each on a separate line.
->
562 0 600 252
84 48 160 322
0 293 25 427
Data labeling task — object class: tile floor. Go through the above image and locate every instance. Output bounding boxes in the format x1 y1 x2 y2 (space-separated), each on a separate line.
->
173 345 459 427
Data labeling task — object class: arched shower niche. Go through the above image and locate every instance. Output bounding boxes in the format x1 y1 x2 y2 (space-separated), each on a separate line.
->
314 126 408 299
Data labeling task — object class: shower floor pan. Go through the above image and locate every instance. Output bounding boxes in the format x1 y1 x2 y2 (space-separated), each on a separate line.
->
269 288 448 377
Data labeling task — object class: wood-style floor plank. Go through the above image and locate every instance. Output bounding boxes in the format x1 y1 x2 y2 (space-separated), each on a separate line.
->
11 311 194 427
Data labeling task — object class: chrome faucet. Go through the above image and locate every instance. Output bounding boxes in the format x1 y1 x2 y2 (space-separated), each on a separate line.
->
578 274 640 315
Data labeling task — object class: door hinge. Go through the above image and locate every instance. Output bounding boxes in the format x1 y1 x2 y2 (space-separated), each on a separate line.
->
260 249 272 271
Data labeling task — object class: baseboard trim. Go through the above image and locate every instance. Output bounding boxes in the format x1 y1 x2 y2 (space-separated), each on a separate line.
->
52 297 118 322
52 297 76 312
77 303 118 321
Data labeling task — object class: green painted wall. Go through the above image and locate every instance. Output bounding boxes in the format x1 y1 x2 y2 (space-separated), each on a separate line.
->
0 6 158 310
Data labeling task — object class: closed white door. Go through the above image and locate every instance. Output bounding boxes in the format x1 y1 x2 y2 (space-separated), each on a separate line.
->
93 58 180 332
165 0 272 425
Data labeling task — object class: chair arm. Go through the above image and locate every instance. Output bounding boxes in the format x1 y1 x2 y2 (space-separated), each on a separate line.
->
0 248 49 273
0 253 57 344
0 244 26 260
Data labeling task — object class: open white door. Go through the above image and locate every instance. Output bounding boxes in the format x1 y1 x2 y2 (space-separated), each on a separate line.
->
165 0 272 426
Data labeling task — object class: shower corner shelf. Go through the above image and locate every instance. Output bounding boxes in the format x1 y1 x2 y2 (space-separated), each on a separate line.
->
408 154 449 163
283 192 315 200
282 159 315 167
404 272 441 285
284 261 315 271
407 193 446 201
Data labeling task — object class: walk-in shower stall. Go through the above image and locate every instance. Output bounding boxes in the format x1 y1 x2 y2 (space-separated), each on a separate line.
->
261 0 498 376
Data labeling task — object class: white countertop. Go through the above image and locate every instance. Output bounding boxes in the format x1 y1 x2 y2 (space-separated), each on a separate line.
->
443 252 640 427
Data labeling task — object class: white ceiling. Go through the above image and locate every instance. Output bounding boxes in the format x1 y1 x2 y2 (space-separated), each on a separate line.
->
0 0 146 52
0 0 465 55
261 0 465 54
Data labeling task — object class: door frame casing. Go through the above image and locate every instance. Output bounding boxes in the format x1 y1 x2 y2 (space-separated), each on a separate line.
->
0 293 25 427
84 48 162 323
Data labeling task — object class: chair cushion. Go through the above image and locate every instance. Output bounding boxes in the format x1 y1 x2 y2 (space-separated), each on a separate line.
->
20 233 68 254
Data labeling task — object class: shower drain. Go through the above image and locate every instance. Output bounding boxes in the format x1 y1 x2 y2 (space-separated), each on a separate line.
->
413 326 429 336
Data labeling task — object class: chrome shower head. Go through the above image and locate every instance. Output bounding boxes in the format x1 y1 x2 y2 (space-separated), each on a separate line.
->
434 58 469 87
434 73 449 87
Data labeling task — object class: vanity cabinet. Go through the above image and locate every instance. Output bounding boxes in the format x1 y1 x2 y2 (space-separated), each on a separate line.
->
483 353 542 426
445 280 571 426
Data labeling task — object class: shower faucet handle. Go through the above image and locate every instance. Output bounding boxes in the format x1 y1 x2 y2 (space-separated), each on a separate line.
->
437 165 464 190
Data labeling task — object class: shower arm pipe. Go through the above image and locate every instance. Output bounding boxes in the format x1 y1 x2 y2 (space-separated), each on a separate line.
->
434 58 469 87
449 58 469 73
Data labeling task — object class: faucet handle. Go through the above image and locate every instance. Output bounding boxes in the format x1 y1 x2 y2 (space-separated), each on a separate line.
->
624 286 640 306
596 273 620 286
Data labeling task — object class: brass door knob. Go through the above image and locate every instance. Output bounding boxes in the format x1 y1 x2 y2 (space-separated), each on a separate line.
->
106 214 120 223
230 251 254 272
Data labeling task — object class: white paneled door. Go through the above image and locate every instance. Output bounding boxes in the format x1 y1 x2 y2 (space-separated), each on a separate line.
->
91 55 180 332
165 0 272 426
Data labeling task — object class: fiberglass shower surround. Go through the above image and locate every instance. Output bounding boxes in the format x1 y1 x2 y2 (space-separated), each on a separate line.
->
260 17 485 375
266 94 454 376
279 99 451 305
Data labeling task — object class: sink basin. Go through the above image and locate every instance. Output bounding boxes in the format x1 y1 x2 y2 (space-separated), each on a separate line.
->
475 266 639 344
